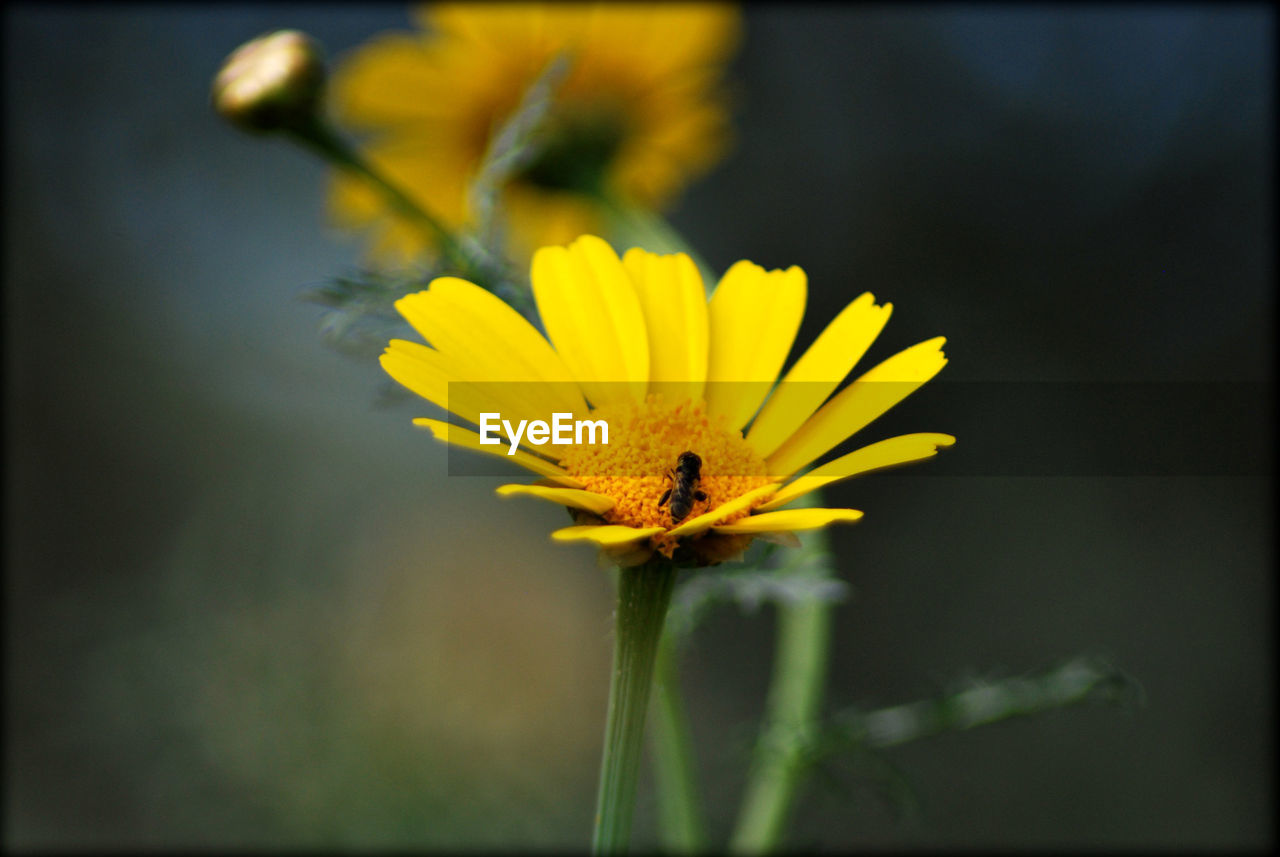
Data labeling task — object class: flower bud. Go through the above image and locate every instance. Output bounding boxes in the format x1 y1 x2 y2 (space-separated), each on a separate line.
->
212 30 326 134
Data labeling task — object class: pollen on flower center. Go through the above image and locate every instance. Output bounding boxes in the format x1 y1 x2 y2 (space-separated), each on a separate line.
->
557 395 773 545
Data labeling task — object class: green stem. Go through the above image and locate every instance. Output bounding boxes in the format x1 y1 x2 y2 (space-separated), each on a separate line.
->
593 560 678 854
648 629 707 854
729 533 833 855
287 116 506 284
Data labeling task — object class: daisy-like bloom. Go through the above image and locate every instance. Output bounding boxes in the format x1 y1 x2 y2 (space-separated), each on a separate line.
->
381 235 953 568
329 3 740 264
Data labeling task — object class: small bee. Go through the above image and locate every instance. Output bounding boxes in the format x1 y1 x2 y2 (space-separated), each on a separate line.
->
658 451 708 523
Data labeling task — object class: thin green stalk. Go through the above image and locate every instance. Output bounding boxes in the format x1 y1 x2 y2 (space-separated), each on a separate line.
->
288 116 504 283
648 629 707 854
729 533 833 854
593 560 678 855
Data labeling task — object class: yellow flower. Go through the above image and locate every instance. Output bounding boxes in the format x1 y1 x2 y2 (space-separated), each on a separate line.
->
381 234 953 567
329 3 741 265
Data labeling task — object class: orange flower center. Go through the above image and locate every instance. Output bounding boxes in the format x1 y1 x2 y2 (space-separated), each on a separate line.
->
557 395 772 557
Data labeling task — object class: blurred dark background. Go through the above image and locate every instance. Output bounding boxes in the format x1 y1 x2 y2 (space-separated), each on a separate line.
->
4 4 1272 850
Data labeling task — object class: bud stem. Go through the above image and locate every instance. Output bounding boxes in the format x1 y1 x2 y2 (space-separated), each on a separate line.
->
289 116 506 284
593 560 678 854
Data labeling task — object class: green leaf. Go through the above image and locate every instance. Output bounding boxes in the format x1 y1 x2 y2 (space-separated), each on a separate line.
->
665 542 851 645
823 655 1143 753
301 269 437 358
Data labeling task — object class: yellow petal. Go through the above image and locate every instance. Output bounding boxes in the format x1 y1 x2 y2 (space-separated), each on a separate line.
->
551 524 666 547
622 247 708 401
381 340 542 428
712 507 864 534
705 261 806 430
423 3 561 50
411 418 583 487
503 185 605 262
496 483 616 515
747 293 893 459
531 235 649 406
394 279 587 417
766 337 948 478
328 33 450 128
759 433 956 511
665 483 780 539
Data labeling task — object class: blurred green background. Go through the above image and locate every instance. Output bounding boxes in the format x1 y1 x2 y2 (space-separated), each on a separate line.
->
4 4 1272 850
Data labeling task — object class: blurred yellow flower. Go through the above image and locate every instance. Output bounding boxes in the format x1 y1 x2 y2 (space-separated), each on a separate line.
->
381 235 953 567
329 2 741 265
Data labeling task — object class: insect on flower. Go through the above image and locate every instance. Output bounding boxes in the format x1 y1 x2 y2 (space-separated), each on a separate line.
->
658 451 708 524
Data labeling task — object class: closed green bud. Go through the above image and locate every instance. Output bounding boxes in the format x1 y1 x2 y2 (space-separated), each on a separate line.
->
212 30 325 134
